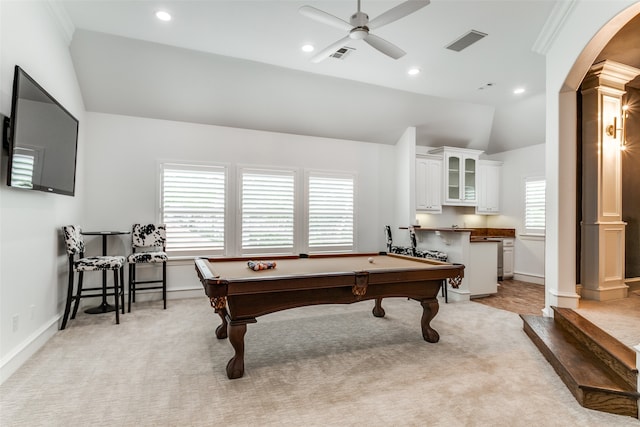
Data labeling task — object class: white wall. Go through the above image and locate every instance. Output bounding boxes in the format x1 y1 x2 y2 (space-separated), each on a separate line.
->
488 144 546 282
82 112 397 292
0 1 85 383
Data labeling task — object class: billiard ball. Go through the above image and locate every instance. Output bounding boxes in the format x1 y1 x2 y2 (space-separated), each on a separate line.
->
368 257 374 263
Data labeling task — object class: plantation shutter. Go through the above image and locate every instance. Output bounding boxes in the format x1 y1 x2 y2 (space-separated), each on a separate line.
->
525 178 545 234
161 164 226 255
241 169 295 253
308 175 354 252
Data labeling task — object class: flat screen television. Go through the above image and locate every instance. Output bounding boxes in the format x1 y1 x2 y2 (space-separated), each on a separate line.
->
4 65 79 196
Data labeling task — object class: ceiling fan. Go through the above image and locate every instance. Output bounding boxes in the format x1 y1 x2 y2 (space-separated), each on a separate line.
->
299 0 430 63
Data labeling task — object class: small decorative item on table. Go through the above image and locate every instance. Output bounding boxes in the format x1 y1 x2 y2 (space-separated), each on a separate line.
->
247 260 277 271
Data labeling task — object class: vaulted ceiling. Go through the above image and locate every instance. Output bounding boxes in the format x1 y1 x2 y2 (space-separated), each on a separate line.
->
55 1 632 154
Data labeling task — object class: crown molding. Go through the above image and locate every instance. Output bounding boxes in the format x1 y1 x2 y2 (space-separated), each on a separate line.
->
45 0 75 46
531 0 577 55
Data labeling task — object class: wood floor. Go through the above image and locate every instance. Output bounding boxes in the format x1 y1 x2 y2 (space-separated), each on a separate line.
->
472 279 545 316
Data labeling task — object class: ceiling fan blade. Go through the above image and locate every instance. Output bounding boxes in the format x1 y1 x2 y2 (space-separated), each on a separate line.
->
364 33 406 59
310 35 352 63
299 6 353 32
368 0 430 30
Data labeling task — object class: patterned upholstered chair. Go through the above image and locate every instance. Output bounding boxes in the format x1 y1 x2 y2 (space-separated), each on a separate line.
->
384 225 411 255
408 226 425 258
407 226 450 302
61 225 125 329
423 249 449 262
408 226 448 261
127 224 168 312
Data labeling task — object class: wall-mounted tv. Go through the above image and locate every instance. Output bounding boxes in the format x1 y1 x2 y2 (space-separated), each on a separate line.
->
4 65 79 196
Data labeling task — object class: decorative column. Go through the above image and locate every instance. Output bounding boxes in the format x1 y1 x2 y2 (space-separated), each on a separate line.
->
580 60 640 301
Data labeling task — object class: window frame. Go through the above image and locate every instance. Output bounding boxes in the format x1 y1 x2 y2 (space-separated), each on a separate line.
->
159 162 229 258
158 162 358 258
236 165 298 256
523 175 546 236
304 170 357 254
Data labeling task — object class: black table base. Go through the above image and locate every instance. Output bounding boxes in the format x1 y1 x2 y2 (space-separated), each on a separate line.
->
85 302 116 314
80 230 130 315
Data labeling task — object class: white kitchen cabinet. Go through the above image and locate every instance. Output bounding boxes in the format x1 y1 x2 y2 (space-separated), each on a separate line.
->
502 238 514 279
468 241 499 296
415 155 442 213
429 147 482 206
476 160 502 214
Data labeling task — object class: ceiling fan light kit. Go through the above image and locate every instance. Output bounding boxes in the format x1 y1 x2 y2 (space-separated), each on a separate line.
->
300 0 430 63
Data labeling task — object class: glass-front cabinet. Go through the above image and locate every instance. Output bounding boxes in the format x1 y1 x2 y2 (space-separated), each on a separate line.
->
429 147 482 206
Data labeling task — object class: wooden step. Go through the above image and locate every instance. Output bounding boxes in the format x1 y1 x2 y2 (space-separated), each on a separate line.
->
521 314 639 418
553 306 638 389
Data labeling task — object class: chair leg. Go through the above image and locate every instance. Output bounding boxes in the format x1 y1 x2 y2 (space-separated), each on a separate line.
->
71 272 84 319
162 261 167 310
113 269 120 325
132 263 136 303
61 264 75 330
120 266 125 315
441 279 448 304
128 263 133 313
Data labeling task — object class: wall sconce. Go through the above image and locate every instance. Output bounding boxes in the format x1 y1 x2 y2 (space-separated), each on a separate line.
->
606 104 629 150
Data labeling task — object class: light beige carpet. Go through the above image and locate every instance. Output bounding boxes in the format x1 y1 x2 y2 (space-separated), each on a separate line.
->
1 297 638 426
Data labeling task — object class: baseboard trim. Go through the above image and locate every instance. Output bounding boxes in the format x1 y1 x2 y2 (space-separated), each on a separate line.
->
514 272 545 285
0 314 60 385
0 287 204 385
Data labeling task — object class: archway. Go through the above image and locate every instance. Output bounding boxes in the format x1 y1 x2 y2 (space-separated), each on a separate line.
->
544 2 640 317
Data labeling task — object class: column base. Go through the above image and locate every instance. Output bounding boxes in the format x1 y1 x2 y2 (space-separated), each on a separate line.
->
581 284 629 301
544 287 580 317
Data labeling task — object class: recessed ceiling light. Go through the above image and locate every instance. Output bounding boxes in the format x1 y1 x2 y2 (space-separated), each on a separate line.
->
155 11 172 21
408 67 421 76
301 44 315 53
513 87 525 95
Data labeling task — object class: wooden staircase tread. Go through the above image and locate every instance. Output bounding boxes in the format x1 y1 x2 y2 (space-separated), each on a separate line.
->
553 307 637 371
521 315 638 395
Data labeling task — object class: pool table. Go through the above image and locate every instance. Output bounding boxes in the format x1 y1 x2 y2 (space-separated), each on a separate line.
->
194 252 464 379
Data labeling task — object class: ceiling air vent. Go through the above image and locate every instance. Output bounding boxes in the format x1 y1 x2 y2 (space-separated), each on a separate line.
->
330 46 355 60
446 30 487 52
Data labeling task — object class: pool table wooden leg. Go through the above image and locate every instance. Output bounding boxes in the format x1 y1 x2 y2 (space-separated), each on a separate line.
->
420 298 440 343
372 297 385 317
226 321 247 379
215 307 228 339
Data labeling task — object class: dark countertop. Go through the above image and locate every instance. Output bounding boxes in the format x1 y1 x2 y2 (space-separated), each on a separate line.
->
403 226 516 238
403 226 474 232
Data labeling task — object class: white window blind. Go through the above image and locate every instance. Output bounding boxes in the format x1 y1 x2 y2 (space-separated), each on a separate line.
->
525 178 545 234
241 169 295 253
10 153 35 189
161 164 226 255
308 175 354 251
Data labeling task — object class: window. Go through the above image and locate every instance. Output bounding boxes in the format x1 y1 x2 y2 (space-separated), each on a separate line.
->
307 174 354 252
240 168 295 254
160 163 357 257
160 164 226 255
524 177 545 235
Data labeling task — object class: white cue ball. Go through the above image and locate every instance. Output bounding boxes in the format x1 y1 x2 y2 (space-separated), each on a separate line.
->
368 257 374 263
